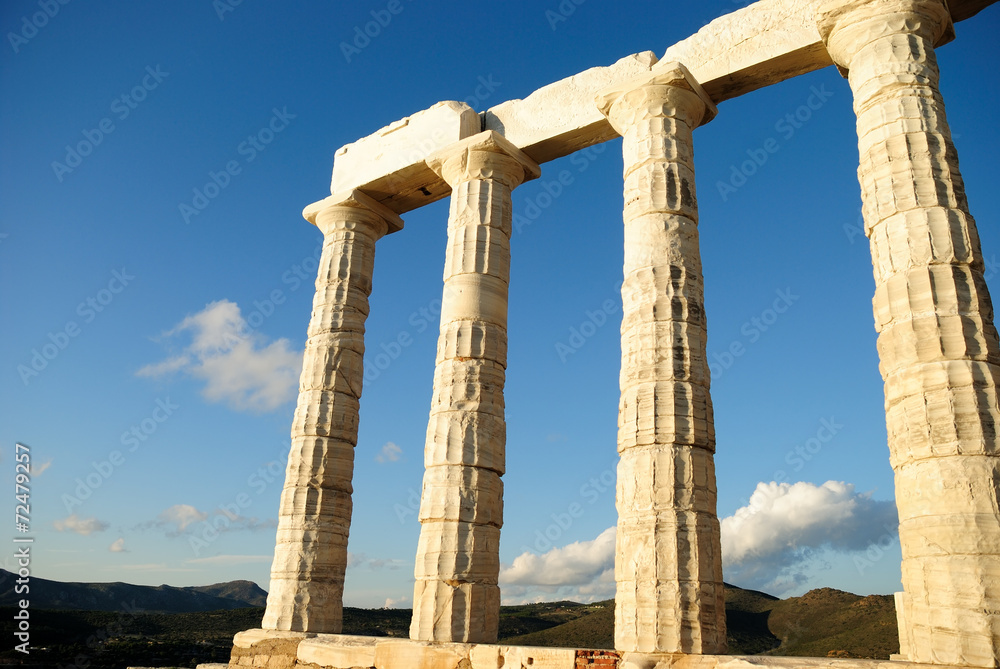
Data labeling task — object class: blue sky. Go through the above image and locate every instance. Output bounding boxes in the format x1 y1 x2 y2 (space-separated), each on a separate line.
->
2 1 998 609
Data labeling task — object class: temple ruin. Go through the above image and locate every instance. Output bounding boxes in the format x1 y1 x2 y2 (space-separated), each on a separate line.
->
228 0 1000 667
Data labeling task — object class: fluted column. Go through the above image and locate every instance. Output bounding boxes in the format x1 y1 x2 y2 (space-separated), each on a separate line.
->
409 130 539 643
819 2 1000 666
263 190 403 633
596 63 726 655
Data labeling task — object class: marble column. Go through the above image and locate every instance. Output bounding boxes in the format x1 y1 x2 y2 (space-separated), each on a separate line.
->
263 190 403 633
409 130 539 643
596 63 727 655
819 1 1000 666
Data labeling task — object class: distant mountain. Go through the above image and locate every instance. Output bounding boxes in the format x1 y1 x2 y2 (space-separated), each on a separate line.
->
500 584 899 659
0 569 899 660
499 600 614 649
766 588 899 659
0 569 267 613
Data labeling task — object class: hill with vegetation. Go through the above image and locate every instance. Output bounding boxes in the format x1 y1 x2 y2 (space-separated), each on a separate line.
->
0 578 899 668
498 586 898 659
0 568 266 613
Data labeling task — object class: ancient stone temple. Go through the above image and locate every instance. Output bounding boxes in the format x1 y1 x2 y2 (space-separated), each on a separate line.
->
229 0 1000 667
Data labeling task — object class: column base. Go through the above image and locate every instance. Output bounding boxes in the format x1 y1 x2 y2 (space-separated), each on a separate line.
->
228 628 315 669
226 632 989 669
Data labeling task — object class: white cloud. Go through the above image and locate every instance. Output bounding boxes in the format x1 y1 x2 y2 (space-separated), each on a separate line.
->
53 514 109 535
721 480 898 594
495 481 898 603
143 504 275 537
137 355 190 376
116 563 197 573
499 527 616 604
109 538 127 552
186 554 271 566
375 441 402 463
159 504 208 532
384 596 410 608
347 552 406 571
31 458 52 476
138 300 302 412
502 527 615 586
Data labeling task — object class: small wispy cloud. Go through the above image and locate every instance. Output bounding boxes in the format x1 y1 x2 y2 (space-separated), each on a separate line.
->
159 504 208 533
31 458 52 476
347 552 406 571
186 554 271 566
109 538 127 553
384 595 410 608
375 441 402 463
140 504 275 538
116 563 197 573
54 514 109 536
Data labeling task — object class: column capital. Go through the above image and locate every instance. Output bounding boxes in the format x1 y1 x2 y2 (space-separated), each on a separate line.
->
302 189 404 237
817 0 954 72
595 62 717 135
425 130 540 190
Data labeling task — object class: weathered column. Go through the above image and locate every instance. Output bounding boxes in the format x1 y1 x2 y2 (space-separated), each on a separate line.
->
263 190 403 633
818 1 1000 666
596 63 726 655
409 130 539 643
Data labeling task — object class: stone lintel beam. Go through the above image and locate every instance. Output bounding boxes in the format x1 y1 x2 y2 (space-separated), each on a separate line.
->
330 0 994 215
330 101 481 216
483 51 660 165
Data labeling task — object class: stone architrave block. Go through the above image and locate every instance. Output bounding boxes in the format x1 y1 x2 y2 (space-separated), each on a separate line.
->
484 52 658 164
331 100 481 213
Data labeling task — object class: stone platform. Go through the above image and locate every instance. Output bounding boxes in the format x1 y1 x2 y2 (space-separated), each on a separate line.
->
228 629 974 669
